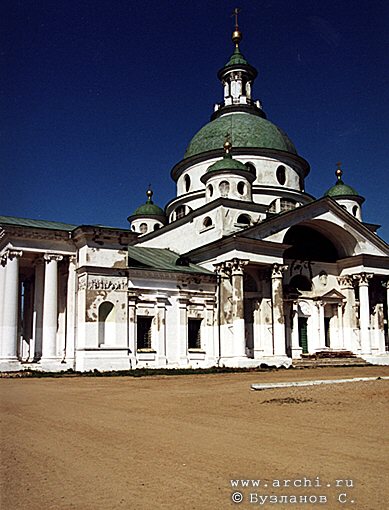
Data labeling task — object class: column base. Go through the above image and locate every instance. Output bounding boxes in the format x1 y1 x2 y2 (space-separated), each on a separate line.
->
0 359 22 372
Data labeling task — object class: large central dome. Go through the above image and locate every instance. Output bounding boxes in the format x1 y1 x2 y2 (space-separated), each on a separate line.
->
184 112 297 159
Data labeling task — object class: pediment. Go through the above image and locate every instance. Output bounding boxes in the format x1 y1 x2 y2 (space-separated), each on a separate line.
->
239 197 389 258
320 288 345 301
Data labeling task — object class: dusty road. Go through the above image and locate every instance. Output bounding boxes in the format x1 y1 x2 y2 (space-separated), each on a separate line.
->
1 366 389 509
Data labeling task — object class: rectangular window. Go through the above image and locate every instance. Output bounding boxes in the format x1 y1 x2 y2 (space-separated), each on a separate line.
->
137 316 152 350
188 319 202 349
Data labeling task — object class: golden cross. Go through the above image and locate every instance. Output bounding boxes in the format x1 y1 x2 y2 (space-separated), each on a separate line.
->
336 161 342 169
231 7 241 29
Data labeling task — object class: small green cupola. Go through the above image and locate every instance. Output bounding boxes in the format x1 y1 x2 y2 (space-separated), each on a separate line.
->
127 187 166 235
324 163 364 221
213 9 265 120
201 140 255 203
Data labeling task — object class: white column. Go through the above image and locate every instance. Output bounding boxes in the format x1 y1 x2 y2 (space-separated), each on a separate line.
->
291 300 302 358
32 258 44 360
338 303 344 349
204 298 216 363
318 300 325 349
354 273 373 355
230 259 248 358
271 264 287 356
1 250 23 361
65 256 77 364
338 276 357 351
41 254 63 359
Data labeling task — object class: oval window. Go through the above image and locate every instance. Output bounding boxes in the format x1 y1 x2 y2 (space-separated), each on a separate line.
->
139 223 148 234
237 181 246 195
184 174 191 192
276 165 286 185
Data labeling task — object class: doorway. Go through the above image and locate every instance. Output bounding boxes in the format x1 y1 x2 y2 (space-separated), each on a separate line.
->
298 317 308 354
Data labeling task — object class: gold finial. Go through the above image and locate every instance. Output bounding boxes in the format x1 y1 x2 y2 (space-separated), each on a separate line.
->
335 162 343 181
224 139 232 154
231 7 242 47
146 185 153 202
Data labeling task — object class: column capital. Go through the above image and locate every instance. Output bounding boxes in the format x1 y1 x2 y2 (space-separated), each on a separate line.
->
353 272 373 286
271 263 288 279
2 250 23 265
44 253 63 263
214 258 248 277
68 255 77 264
381 279 389 289
337 275 354 289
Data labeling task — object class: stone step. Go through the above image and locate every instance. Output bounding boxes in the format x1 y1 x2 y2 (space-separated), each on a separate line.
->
293 357 371 368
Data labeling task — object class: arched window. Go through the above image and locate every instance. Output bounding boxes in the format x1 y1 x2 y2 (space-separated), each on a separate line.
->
352 205 358 217
176 205 186 219
219 181 230 197
290 275 312 291
237 214 251 225
268 199 278 213
237 181 246 195
184 174 191 192
139 223 147 234
284 226 339 262
154 223 160 231
276 165 286 185
280 199 296 212
98 302 115 347
203 217 212 228
207 184 213 197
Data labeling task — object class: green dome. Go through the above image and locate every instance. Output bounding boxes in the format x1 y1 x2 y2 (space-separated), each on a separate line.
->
324 183 359 198
133 202 165 216
207 152 248 173
184 113 297 159
130 189 165 219
324 170 360 198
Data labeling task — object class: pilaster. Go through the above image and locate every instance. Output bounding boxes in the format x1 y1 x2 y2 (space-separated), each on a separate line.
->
271 264 287 356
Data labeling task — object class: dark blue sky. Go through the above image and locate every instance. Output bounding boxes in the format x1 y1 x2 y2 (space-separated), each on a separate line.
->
2 0 389 241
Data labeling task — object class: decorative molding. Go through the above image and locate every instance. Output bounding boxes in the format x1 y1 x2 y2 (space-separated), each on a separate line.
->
87 277 127 291
337 275 354 288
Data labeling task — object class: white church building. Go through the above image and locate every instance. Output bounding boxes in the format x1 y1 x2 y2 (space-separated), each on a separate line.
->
1 24 389 372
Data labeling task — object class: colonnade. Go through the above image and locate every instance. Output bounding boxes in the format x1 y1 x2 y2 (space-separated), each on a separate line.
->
0 250 76 366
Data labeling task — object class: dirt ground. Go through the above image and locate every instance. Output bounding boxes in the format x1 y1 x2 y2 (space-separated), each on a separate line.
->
1 366 389 510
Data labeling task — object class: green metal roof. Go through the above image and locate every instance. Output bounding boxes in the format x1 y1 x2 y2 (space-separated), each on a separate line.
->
207 152 249 173
0 215 77 231
127 246 213 274
324 180 360 198
184 113 297 159
133 202 165 217
225 47 248 66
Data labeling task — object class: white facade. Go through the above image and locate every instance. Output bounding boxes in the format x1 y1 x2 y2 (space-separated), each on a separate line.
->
1 29 389 372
